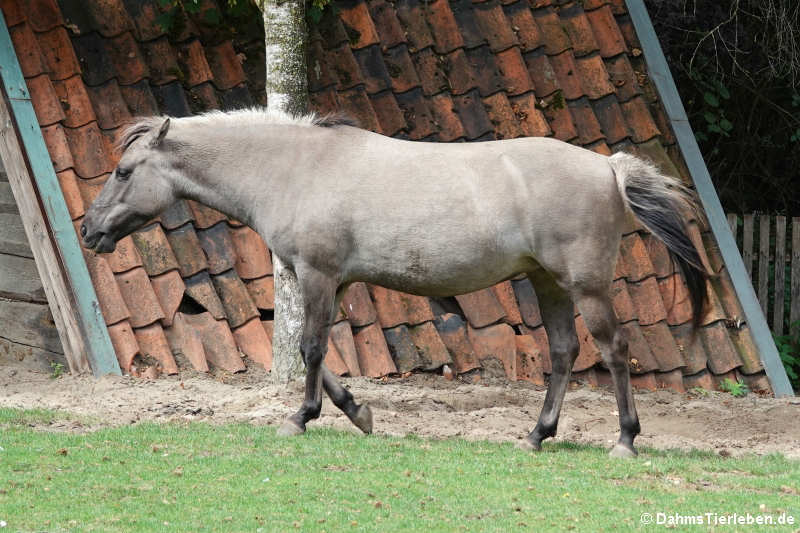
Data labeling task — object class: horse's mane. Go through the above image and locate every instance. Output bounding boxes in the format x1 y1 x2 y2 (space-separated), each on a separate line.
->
118 108 358 151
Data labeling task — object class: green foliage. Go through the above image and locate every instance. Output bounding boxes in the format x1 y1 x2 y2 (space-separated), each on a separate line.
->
688 70 733 143
156 0 260 42
775 321 800 390
308 0 334 24
49 361 64 379
719 377 749 397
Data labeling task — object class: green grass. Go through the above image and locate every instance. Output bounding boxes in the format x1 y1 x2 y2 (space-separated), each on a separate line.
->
0 408 798 532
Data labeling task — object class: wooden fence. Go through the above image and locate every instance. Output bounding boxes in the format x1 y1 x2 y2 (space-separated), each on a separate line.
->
726 214 800 336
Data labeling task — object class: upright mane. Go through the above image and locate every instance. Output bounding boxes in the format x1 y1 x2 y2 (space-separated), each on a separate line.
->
118 108 358 151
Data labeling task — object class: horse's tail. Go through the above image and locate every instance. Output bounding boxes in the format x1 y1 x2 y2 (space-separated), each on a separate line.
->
608 152 708 327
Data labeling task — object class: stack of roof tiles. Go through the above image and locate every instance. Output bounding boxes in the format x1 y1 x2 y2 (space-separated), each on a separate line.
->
7 0 772 393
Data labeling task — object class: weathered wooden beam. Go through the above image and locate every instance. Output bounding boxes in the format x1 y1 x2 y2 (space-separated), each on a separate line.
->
774 216 786 336
758 215 770 316
0 11 119 376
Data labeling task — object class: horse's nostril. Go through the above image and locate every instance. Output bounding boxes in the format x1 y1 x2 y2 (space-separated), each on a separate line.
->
80 224 87 237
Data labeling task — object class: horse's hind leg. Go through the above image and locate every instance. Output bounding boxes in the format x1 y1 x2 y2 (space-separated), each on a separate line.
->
574 290 640 457
321 366 373 434
520 270 580 451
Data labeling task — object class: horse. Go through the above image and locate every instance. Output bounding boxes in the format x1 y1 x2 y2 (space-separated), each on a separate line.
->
81 108 707 458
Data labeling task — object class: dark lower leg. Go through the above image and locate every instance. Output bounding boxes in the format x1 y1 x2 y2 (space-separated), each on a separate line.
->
322 365 373 433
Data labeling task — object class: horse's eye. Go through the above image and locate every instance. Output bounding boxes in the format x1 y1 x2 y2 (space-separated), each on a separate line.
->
116 168 131 181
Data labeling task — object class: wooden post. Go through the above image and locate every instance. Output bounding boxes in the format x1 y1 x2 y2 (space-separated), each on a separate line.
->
742 214 754 278
0 12 119 376
774 216 786 336
758 215 770 316
791 218 800 336
726 213 738 239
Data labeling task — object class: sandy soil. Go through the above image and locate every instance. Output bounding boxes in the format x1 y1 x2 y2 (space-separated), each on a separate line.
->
1 365 798 458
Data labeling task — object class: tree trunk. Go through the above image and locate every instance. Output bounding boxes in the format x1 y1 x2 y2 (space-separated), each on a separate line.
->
262 0 308 383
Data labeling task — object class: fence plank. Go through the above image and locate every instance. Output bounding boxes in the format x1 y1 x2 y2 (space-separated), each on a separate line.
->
758 215 770 316
792 218 800 335
774 216 786 336
742 214 754 278
727 213 738 238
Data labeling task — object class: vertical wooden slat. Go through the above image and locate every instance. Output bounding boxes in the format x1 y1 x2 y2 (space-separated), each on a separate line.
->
774 216 786 336
758 215 770 316
791 218 800 335
742 214 754 278
727 213 738 238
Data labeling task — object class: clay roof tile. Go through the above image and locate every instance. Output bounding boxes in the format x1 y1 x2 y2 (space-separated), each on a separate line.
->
511 276 542 328
123 0 167 41
160 200 194 230
621 321 659 373
141 37 179 86
56 169 85 220
232 317 272 370
508 93 551 137
384 324 424 372
86 80 132 130
164 312 208 372
229 226 272 280
150 269 185 327
524 49 557 98
82 0 133 37
466 45 504 97
72 32 114 86
642 321 683 371
394 0 435 51
452 89 494 139
568 97 604 145
503 1 542 52
533 7 571 55
494 46 533 96
324 336 349 376
129 223 180 277
700 321 741 375
619 96 660 143
611 278 636 322
426 0 465 54
575 53 615 100
591 93 630 144
670 322 707 374
105 235 143 273
515 334 545 384
10 23 47 77
211 269 259 328
115 267 166 327
353 322 397 376
574 315 602 371
330 321 361 376
434 313 480 373
473 0 518 52
41 123 74 172
468 322 517 380
441 49 479 96
456 287 505 328
119 80 160 115
107 319 139 372
176 39 213 88
370 90 407 136
483 91 524 140
181 312 245 372
83 251 130 325
245 275 274 310
543 100 578 141
184 270 226 319
337 86 383 132
491 281 523 325
410 47 447 96
408 321 452 369
164 224 207 278
1 0 26 26
429 92 467 141
657 274 693 326
195 222 236 275
52 75 96 128
341 282 378 327
27 74 63 127
27 0 63 32
308 40 338 92
368 0 406 49
38 26 81 80
152 81 192 117
187 200 227 229
338 0 381 49
558 3 599 57
368 285 407 328
603 53 641 102
586 5 626 58
384 44 421 93
328 43 364 91
394 88 436 139
63 122 113 178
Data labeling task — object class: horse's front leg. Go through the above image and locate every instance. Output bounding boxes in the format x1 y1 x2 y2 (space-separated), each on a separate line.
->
277 265 338 436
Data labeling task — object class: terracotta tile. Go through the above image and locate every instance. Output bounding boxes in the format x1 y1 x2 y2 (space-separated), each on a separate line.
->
370 90 407 136
619 233 655 282
511 277 542 327
621 321 659 373
543 99 578 141
515 334 545 384
164 223 207 278
337 86 382 132
575 53 615 101
27 74 64 126
83 252 130 325
533 7 571 55
324 336 350 376
339 0 380 49
232 317 272 370
163 312 208 372
657 274 692 326
228 226 271 280
107 32 148 86
468 323 517 380
395 88 436 139
452 89 494 139
524 49 558 98
140 37 178 86
447 0 484 48
351 45 390 94
586 6 626 58
107 319 139 372
10 24 47 77
409 321 452 370
648 100 675 145
308 40 336 92
367 285 408 328
183 201 224 230
115 267 166 328
184 270 227 320
608 0 627 14
473 0 517 52
1 0 25 26
64 122 113 178
84 80 130 130
442 49 479 95
394 0 435 51
611 278 635 322
309 87 339 116
127 223 179 277
403 294 435 324
384 324 424 372
330 321 361 376
740 372 771 395
182 312 246 372
41 123 74 172
153 80 192 116
615 14 640 51
639 233 674 279
700 321 741 375
245 276 274 311
150 270 185 327
548 50 584 100
571 314 601 371
568 98 604 145
188 82 220 113
384 44 421 93
629 371 657 391
591 93 631 144
503 1 542 52
83 0 133 37
327 43 363 91
587 140 612 155
655 368 685 392
211 269 259 328
728 325 762 374
627 277 667 326
559 3 599 57
411 48 448 96
604 53 641 102
340 282 377 327
426 0 464 54
76 174 107 207
494 47 533 96
428 92 466 141
119 80 159 115
174 39 211 88
134 322 178 374
508 93 551 137
483 92 523 140
105 235 142 273
455 288 505 328
686 221 714 275
711 370 738 391
353 323 397 377
56 168 85 220
491 281 522 325
466 46 504 97
522 324 551 374
682 368 714 390
434 313 480 373
700 280 727 327
620 96 660 142
670 322 706 374
369 0 406 48
711 269 743 324
37 26 81 80
641 321 682 371
261 320 274 341
122 0 165 41
202 40 245 90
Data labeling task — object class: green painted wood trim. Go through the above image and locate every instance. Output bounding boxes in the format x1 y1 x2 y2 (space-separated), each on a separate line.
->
0 11 120 377
625 0 794 396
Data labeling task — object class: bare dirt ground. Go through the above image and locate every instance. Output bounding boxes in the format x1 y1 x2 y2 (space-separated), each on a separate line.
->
1 365 798 458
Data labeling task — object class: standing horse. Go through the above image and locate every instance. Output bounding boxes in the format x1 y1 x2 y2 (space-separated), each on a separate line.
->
82 109 707 457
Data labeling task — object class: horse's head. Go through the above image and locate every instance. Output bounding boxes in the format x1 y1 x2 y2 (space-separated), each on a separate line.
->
82 118 179 253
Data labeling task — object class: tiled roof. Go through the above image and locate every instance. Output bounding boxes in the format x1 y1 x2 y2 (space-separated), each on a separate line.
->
6 0 772 394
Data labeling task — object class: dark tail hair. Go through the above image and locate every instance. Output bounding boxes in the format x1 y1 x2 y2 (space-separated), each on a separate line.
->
608 153 708 327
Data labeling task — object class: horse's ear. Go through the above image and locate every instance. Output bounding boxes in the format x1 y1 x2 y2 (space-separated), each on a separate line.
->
150 118 170 147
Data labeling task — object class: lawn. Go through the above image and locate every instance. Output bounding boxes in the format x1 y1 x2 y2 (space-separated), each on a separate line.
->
0 408 798 532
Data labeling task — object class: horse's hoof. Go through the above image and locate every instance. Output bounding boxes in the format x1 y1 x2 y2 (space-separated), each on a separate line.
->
349 404 373 434
276 419 305 437
609 443 637 458
516 437 542 452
